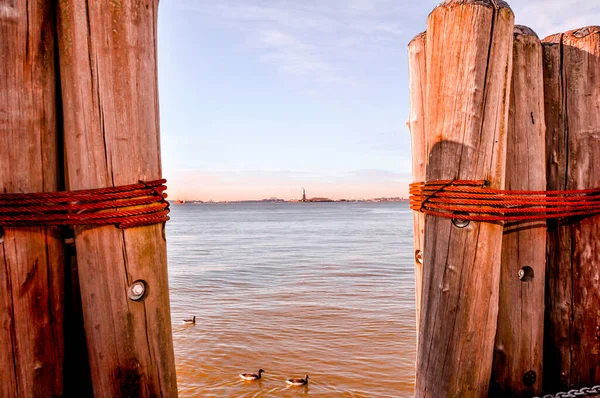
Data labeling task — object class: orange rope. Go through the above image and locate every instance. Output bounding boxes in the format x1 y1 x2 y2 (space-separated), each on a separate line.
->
0 179 170 228
410 180 600 222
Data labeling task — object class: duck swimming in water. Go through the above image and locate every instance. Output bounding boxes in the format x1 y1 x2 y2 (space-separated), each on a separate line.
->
286 375 308 386
239 369 264 381
183 316 196 324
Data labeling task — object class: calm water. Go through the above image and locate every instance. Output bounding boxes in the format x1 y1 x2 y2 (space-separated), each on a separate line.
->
166 202 416 397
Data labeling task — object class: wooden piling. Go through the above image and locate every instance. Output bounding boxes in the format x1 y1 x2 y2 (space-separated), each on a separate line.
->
542 26 600 391
490 25 546 397
56 1 178 396
0 1 64 396
415 1 514 396
408 31 427 336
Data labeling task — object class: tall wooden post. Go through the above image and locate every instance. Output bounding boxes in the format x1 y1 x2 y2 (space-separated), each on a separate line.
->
490 25 546 397
416 1 514 396
408 31 427 336
0 1 64 396
56 1 178 396
542 26 600 391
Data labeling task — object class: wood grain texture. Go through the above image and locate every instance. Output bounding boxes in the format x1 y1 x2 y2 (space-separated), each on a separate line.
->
416 1 514 396
56 0 178 396
543 26 600 391
0 1 64 396
490 25 546 397
541 32 570 393
408 31 427 337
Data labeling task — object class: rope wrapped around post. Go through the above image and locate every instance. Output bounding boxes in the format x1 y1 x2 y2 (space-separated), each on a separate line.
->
0 179 170 228
410 180 600 222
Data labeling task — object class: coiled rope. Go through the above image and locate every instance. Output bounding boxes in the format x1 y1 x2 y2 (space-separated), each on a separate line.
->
410 180 600 222
0 179 169 229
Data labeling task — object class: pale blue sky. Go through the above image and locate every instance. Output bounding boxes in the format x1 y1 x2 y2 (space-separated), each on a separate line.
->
158 0 600 201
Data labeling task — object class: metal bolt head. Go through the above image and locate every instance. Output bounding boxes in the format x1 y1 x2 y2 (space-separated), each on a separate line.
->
132 284 144 296
522 370 536 387
518 266 534 282
127 280 147 301
415 250 423 265
452 218 470 228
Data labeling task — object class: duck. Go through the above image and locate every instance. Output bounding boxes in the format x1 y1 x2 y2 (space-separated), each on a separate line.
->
286 375 309 386
239 369 264 381
183 316 196 324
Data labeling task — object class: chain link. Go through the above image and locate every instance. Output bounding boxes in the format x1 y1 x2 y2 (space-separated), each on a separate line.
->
535 385 600 398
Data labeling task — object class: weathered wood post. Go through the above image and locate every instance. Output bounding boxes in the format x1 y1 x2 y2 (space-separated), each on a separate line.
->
415 0 514 396
542 26 600 391
56 1 178 396
490 25 546 397
408 31 427 336
0 2 65 396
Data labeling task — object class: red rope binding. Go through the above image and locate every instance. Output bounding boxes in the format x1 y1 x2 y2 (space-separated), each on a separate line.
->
0 179 170 228
410 180 600 222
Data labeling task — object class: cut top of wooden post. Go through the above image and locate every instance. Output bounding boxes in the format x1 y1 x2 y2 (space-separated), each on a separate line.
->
433 0 511 13
425 0 514 188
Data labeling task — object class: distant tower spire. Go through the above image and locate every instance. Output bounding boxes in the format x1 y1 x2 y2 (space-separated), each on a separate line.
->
302 187 306 202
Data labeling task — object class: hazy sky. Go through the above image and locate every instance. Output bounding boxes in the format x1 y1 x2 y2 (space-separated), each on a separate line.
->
158 0 600 201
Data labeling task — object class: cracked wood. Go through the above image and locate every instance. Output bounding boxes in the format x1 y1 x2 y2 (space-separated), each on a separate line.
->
415 0 514 396
56 0 178 396
543 26 600 391
0 1 64 396
490 25 546 397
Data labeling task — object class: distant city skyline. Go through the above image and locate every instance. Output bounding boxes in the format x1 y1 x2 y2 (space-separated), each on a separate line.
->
166 169 410 201
158 0 600 201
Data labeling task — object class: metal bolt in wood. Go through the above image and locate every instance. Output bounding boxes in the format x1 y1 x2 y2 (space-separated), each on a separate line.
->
518 266 534 282
127 280 147 301
415 250 423 265
523 370 536 387
452 217 470 228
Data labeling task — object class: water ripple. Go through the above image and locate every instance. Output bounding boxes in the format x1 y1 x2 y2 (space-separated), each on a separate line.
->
167 202 416 397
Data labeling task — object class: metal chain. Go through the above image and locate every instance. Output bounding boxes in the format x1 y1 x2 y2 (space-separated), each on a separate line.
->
535 385 600 398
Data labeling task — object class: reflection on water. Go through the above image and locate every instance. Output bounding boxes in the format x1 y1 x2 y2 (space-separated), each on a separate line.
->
167 202 416 397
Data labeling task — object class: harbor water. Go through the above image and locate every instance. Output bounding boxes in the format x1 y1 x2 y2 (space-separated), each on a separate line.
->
167 202 416 397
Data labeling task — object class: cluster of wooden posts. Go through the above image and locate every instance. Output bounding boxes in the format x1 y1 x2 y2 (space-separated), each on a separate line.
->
1 1 177 397
409 1 600 397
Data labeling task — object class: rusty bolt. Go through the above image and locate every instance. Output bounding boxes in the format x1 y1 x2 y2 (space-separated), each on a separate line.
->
415 250 423 265
523 370 536 387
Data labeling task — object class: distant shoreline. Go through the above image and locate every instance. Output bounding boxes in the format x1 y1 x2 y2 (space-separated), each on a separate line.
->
170 198 409 205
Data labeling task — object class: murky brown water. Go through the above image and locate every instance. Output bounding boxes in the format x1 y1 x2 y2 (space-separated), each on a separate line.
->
167 203 416 397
